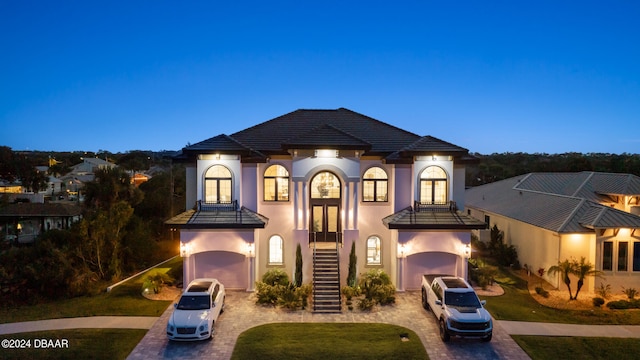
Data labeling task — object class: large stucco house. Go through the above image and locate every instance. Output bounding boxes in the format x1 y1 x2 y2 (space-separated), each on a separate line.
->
465 172 640 294
166 108 486 312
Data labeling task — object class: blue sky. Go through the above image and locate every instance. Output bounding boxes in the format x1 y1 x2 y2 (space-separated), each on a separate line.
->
1 1 639 155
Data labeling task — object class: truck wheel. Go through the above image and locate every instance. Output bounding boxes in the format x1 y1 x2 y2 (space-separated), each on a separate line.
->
439 319 450 342
421 289 430 310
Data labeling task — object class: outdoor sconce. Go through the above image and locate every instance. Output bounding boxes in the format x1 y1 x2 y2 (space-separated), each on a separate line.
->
246 243 255 258
180 242 191 257
464 243 471 258
314 149 339 158
397 244 406 259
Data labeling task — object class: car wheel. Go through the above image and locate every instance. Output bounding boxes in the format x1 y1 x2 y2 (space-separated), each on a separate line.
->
439 319 450 342
481 332 492 342
421 289 430 310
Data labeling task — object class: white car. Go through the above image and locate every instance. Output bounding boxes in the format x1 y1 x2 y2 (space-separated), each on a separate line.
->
166 278 225 341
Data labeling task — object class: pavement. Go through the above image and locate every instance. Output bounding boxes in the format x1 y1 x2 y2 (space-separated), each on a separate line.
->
1 291 639 360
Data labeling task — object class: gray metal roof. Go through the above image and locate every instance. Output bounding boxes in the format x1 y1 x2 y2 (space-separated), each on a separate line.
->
165 207 268 229
382 207 488 230
466 172 640 233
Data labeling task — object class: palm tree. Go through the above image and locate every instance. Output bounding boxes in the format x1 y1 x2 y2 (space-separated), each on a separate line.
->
572 257 603 300
548 259 575 300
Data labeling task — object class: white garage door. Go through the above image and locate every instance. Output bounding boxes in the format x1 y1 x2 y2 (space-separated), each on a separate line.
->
405 252 458 290
194 251 247 289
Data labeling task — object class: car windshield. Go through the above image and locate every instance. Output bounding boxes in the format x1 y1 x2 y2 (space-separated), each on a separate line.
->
176 295 210 310
444 291 481 308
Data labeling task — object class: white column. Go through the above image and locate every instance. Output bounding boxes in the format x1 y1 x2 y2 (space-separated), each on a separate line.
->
293 180 299 229
344 182 350 230
352 182 358 229
302 182 308 229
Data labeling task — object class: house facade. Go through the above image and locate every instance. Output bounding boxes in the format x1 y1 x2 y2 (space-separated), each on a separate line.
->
0 203 82 244
166 108 486 311
465 172 640 294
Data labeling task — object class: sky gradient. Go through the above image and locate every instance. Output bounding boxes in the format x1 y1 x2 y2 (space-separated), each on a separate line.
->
1 1 639 155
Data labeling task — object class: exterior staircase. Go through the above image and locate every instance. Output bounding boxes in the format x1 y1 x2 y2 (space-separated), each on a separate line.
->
312 248 342 313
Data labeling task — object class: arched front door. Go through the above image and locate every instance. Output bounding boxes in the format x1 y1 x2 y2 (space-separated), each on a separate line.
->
310 171 341 243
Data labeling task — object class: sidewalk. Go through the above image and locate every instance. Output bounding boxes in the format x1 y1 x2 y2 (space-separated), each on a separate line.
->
0 316 157 335
497 320 640 338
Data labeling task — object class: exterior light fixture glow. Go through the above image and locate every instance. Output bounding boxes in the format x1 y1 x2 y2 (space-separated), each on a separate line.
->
180 242 191 257
246 242 255 258
464 243 471 258
315 149 339 158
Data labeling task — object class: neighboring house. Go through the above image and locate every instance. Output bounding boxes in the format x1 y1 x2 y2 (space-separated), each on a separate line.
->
465 172 640 294
166 108 486 312
68 157 117 177
0 203 82 244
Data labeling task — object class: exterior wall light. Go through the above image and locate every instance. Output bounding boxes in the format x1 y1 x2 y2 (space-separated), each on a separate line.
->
246 242 255 258
464 243 471 258
180 242 191 257
314 149 339 158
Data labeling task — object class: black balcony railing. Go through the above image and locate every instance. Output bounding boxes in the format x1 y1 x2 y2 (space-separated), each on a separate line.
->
197 200 238 212
414 200 457 212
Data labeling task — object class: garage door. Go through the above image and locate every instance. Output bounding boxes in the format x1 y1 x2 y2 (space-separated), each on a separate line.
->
194 251 247 289
405 252 458 290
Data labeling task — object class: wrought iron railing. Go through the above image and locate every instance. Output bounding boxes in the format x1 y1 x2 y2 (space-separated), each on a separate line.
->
197 200 238 212
414 200 457 212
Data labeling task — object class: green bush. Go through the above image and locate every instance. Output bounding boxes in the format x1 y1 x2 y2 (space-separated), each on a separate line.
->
262 268 289 286
622 287 638 300
592 297 605 307
535 286 550 298
278 283 301 310
357 269 396 310
597 283 611 299
255 282 281 305
141 272 174 294
606 299 640 310
341 285 361 300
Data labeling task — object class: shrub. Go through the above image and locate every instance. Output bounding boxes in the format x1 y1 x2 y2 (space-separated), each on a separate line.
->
255 282 281 305
141 272 174 294
535 286 550 298
357 269 396 310
596 283 612 299
622 287 638 300
278 283 301 310
592 297 605 307
262 268 289 286
341 285 361 300
607 300 634 310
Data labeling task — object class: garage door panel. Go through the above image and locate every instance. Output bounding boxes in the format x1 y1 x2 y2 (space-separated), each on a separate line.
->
406 252 457 290
194 251 246 289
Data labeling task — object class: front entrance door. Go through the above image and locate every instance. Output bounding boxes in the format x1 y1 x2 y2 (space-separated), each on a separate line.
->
309 171 342 243
311 201 340 242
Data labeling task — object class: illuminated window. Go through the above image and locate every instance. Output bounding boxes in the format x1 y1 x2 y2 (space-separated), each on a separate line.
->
311 172 341 199
367 236 381 265
362 167 388 202
204 165 232 203
419 166 447 204
264 165 289 201
269 235 284 265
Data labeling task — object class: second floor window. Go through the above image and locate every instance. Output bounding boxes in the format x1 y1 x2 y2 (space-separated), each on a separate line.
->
264 165 289 201
204 165 232 203
363 167 388 202
419 166 447 204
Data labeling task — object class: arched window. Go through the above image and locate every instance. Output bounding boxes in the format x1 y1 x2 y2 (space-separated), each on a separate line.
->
419 166 447 204
204 165 232 203
264 165 289 201
362 167 388 202
268 235 284 265
311 172 341 199
367 236 381 265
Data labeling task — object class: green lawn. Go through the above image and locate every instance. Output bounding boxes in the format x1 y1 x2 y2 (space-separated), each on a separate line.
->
0 256 181 323
480 270 640 325
512 336 640 360
231 323 427 360
0 329 147 360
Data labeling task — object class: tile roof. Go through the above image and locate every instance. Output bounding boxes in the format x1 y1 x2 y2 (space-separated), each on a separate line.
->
466 172 640 233
177 108 477 163
383 207 488 230
165 207 268 229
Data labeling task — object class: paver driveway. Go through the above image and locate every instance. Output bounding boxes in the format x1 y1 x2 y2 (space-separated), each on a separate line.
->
127 290 530 360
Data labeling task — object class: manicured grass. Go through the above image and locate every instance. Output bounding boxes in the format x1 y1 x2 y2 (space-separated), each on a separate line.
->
231 323 427 360
512 336 640 360
480 270 640 325
0 256 181 323
0 329 147 360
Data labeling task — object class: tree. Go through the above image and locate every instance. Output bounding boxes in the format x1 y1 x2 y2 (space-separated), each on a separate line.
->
573 257 603 300
294 243 303 287
548 259 575 300
347 242 357 287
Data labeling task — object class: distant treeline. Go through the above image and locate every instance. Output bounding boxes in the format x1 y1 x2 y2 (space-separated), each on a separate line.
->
467 152 640 186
